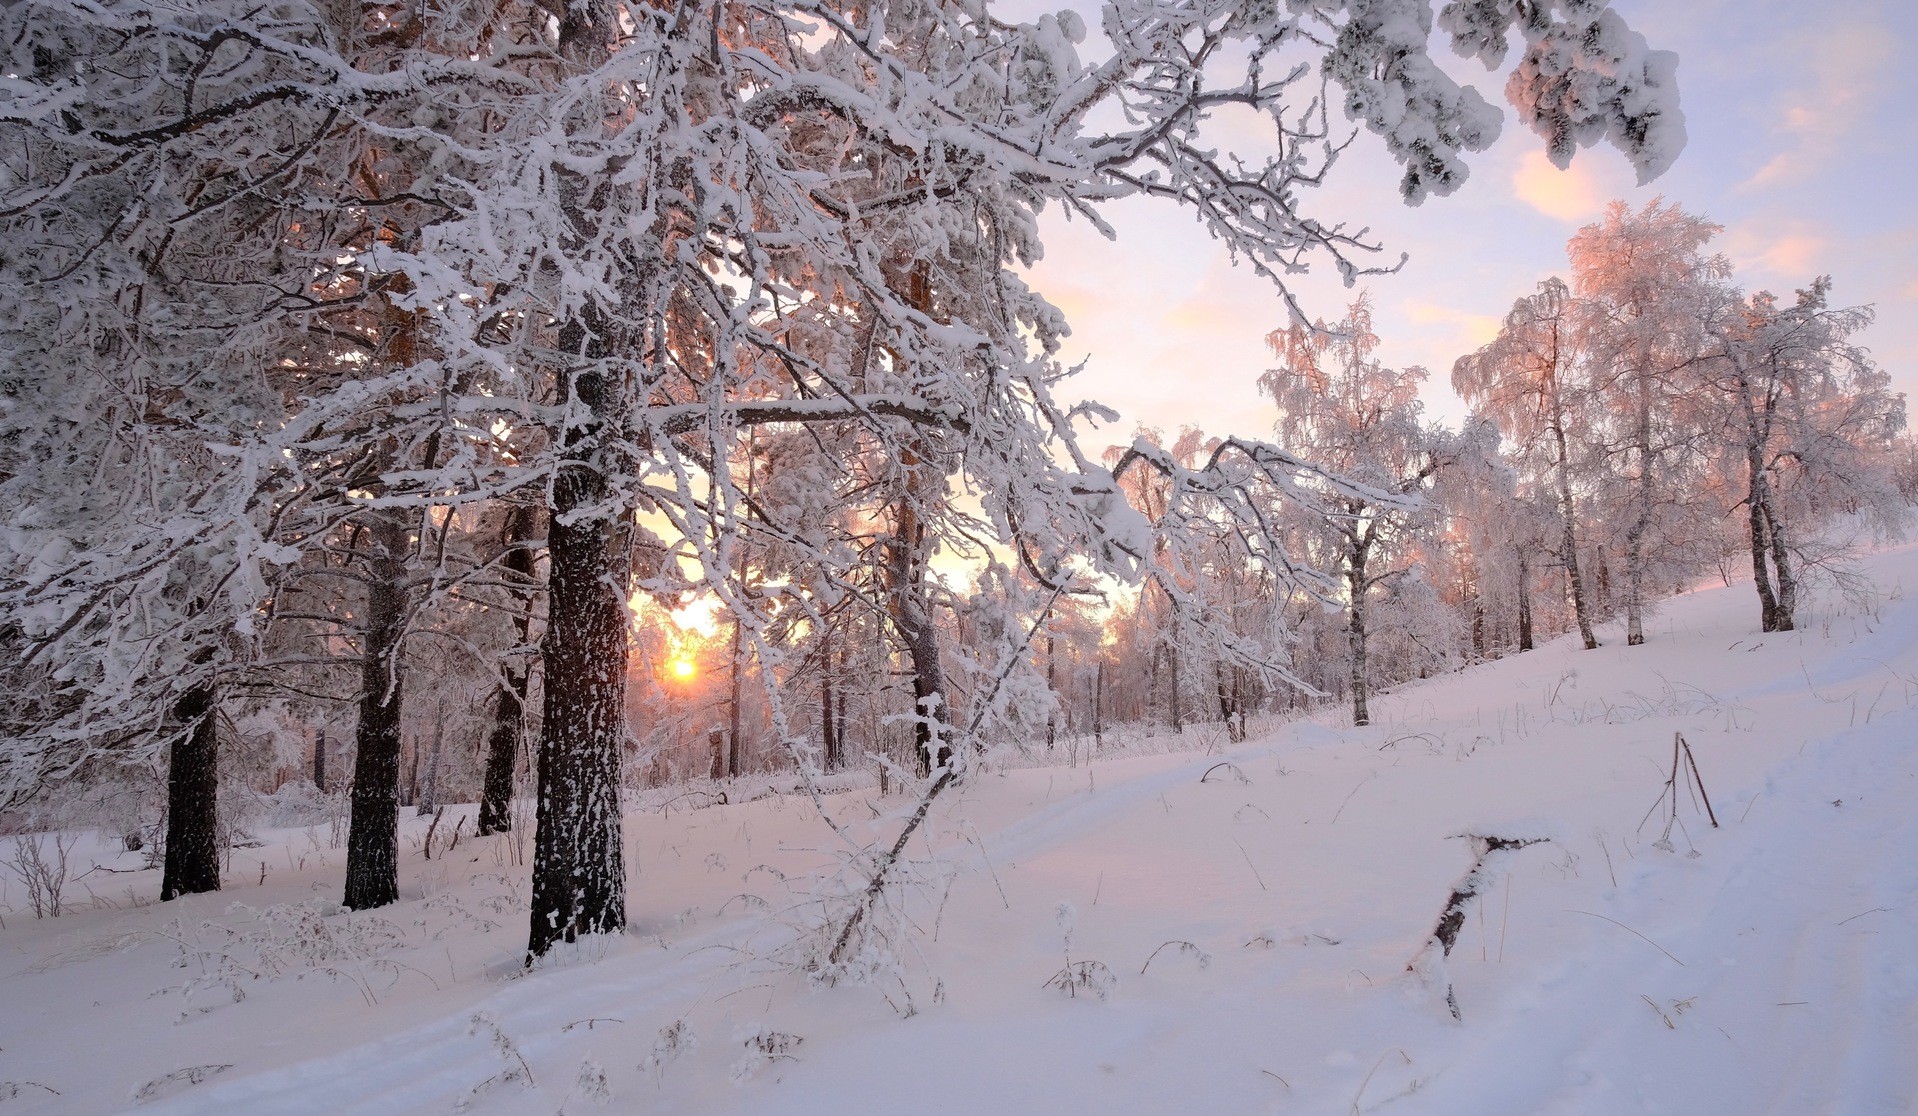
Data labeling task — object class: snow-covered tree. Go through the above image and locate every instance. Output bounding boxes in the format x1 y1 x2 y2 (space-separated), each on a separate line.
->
1263 295 1452 726
1701 280 1906 631
1568 199 1727 645
1454 277 1603 650
2 0 1684 964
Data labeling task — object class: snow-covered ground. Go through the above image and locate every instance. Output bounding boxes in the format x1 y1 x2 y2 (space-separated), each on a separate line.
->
4 547 1917 1114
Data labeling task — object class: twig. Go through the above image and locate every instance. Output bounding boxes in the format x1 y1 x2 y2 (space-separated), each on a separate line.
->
1564 909 1684 966
1329 773 1375 824
1679 735 1718 828
1499 873 1511 963
1837 906 1889 926
1230 836 1268 892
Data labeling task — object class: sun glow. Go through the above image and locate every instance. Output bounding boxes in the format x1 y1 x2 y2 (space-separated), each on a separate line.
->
669 656 697 680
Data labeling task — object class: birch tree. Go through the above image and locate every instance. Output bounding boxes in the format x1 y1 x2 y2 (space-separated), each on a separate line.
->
1703 280 1905 631
1454 278 1602 650
1264 296 1451 726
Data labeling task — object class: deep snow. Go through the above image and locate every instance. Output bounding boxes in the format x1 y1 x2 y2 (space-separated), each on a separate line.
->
3 547 1916 1114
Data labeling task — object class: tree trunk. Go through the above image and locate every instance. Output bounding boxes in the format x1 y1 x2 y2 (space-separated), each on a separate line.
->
1624 383 1654 646
160 682 221 901
1348 538 1371 728
416 700 444 817
1747 466 1781 632
1516 550 1534 652
1045 629 1058 752
1552 419 1599 650
1763 496 1797 631
479 505 539 836
821 628 840 771
312 728 327 793
343 508 410 911
527 355 630 959
1166 610 1184 735
1215 659 1244 743
1093 658 1105 749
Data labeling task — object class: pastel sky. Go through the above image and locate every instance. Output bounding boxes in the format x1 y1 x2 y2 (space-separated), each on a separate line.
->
1022 0 1918 442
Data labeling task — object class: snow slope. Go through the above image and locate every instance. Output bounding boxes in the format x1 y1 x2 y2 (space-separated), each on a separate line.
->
3 548 1916 1114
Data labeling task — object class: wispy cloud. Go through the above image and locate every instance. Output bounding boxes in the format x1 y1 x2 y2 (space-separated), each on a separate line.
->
1723 220 1830 285
1739 21 1893 191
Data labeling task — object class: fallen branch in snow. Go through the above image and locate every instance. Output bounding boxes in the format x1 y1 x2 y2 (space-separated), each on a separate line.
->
1406 834 1550 1020
821 589 1063 975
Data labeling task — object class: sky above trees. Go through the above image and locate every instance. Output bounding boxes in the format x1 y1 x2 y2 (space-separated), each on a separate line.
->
1023 0 1917 434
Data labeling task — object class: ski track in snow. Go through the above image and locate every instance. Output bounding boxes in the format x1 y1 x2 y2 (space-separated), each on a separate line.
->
4 550 1916 1114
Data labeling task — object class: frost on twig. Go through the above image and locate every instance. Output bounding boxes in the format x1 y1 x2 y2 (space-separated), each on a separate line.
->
455 1012 534 1110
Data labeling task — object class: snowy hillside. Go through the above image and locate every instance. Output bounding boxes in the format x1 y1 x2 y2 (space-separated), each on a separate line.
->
5 548 1917 1115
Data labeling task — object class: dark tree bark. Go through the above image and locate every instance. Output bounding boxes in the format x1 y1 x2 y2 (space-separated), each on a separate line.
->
886 454 948 776
1093 657 1105 749
1045 629 1058 751
1551 414 1599 650
1763 498 1797 630
479 506 540 836
527 341 629 959
1347 531 1372 728
821 628 841 771
1165 622 1183 735
343 507 410 911
160 682 221 901
312 728 327 793
1516 550 1535 652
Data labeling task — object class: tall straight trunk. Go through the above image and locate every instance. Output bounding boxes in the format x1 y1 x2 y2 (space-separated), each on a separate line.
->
479 505 539 836
821 628 840 771
1516 550 1534 652
343 508 410 911
1624 383 1654 646
1161 582 1184 735
1551 417 1599 650
727 615 744 778
1763 497 1797 630
1746 454 1782 632
312 728 327 793
1347 537 1371 728
416 700 444 816
1093 658 1105 749
161 681 221 900
527 351 629 959
525 0 633 960
1045 630 1057 751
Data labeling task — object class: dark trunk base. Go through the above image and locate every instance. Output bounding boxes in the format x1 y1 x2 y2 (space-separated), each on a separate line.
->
160 685 221 901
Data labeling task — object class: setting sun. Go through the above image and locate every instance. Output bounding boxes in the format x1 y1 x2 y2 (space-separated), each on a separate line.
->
669 656 697 680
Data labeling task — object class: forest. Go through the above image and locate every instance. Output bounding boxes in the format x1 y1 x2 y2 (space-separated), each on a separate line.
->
2 0 1913 1112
